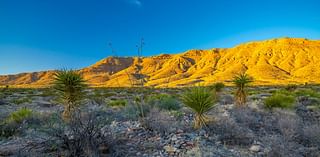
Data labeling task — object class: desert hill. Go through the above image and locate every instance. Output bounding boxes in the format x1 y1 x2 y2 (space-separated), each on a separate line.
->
1 38 320 87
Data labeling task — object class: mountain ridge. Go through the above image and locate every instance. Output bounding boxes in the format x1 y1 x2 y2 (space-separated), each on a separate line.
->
1 37 320 87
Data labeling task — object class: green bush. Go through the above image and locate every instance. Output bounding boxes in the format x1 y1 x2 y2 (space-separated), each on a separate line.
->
148 94 181 111
1 108 34 138
109 100 127 107
7 108 33 123
157 96 181 111
264 94 295 109
295 89 320 98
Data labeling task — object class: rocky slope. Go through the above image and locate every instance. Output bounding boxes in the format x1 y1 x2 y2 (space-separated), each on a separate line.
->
1 38 320 87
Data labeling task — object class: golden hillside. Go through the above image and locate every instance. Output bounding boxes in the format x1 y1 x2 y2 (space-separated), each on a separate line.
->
1 38 320 87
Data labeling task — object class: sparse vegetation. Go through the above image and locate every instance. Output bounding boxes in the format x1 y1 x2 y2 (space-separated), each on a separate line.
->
1 85 320 156
180 86 216 129
232 73 253 106
264 93 295 109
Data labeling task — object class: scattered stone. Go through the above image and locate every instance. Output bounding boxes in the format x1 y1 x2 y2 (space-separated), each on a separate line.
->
164 145 177 153
249 144 262 152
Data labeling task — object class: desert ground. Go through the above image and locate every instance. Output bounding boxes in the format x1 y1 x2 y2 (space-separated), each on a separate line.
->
0 84 319 157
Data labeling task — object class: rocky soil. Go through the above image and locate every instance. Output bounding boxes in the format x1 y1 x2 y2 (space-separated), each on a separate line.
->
0 87 320 157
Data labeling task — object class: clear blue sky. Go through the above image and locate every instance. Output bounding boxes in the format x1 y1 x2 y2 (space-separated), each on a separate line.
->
0 0 320 74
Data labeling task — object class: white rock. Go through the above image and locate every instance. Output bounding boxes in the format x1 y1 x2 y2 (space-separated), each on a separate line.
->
249 145 262 152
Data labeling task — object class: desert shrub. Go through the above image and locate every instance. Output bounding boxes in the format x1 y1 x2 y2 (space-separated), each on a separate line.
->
207 118 254 146
0 121 20 138
277 113 302 141
209 82 225 92
0 108 36 138
157 96 180 110
285 84 298 92
180 86 217 129
302 124 320 147
41 111 113 157
143 108 180 134
7 108 33 123
264 94 295 109
170 110 185 120
148 94 181 111
91 96 106 105
232 73 253 106
295 89 320 98
231 107 285 136
52 69 87 121
10 97 32 105
274 89 295 97
230 107 264 132
262 135 302 157
122 100 151 121
108 99 127 107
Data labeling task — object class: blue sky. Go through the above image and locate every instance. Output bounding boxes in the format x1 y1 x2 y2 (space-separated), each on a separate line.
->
0 0 320 74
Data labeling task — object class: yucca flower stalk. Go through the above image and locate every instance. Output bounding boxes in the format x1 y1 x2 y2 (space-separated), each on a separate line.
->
52 69 87 121
180 86 216 129
232 73 253 106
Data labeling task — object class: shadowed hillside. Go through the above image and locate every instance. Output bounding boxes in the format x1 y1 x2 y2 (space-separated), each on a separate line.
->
1 38 320 87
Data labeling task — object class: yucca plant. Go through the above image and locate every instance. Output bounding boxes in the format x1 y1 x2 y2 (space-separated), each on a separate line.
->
180 86 216 129
232 73 253 106
52 69 87 121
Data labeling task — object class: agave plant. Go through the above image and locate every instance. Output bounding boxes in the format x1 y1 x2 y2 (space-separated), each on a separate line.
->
180 86 216 129
232 73 253 106
52 69 87 121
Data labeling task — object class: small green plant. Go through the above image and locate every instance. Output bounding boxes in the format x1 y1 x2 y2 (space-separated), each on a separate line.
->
109 99 127 107
180 86 216 129
264 94 295 109
232 73 253 106
52 69 87 121
7 108 33 123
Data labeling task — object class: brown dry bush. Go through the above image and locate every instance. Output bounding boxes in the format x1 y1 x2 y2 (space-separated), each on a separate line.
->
38 111 114 157
143 108 187 134
207 117 254 146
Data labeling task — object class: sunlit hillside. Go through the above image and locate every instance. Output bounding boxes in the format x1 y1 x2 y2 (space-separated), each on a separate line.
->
1 38 319 87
